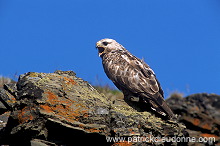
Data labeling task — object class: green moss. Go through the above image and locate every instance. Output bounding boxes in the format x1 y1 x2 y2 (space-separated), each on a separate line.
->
94 86 123 100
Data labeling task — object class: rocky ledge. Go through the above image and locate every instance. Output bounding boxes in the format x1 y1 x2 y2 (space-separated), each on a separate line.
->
167 93 220 145
0 71 187 146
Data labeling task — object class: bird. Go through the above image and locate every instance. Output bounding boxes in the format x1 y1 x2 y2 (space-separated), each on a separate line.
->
96 38 175 120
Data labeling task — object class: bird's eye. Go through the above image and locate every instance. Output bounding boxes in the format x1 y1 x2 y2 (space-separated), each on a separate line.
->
102 42 108 46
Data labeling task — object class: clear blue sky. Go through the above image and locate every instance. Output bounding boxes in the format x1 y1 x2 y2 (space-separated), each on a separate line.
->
1 0 220 97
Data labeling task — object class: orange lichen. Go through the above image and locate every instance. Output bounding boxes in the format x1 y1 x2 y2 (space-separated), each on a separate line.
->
46 91 59 104
40 105 53 113
190 106 199 112
128 129 132 132
193 118 200 126
6 93 16 104
11 97 16 101
63 77 77 85
40 91 89 123
45 91 72 105
201 123 212 130
200 133 218 138
85 128 102 133
127 128 136 135
17 106 34 124
131 131 136 135
82 112 89 118
112 141 132 146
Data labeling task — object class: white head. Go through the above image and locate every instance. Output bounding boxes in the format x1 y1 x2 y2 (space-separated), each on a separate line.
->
96 38 124 57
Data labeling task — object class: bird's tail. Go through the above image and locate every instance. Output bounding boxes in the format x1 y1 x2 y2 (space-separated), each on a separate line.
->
141 93 176 120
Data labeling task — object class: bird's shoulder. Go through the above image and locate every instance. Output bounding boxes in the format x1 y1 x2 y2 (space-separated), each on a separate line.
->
103 49 155 77
120 50 155 76
103 49 160 88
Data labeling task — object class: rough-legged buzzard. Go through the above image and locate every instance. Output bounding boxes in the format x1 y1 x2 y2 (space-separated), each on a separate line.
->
96 38 175 119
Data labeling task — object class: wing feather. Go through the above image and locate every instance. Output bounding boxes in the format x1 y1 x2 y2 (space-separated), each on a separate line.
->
103 51 160 95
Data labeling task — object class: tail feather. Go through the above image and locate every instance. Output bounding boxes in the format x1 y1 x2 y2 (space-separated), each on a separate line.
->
141 93 175 119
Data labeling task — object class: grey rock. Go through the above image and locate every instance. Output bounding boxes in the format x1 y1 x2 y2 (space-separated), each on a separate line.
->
0 71 187 145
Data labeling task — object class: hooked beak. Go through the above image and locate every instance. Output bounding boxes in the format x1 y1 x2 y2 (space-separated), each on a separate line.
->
96 42 105 57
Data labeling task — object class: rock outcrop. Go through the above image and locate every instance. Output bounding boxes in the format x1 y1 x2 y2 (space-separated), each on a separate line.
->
0 71 186 145
167 93 220 145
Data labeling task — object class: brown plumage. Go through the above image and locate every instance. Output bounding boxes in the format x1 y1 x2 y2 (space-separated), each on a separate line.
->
96 38 175 119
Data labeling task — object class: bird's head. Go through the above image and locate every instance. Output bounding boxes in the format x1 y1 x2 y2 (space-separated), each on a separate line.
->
96 38 123 57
